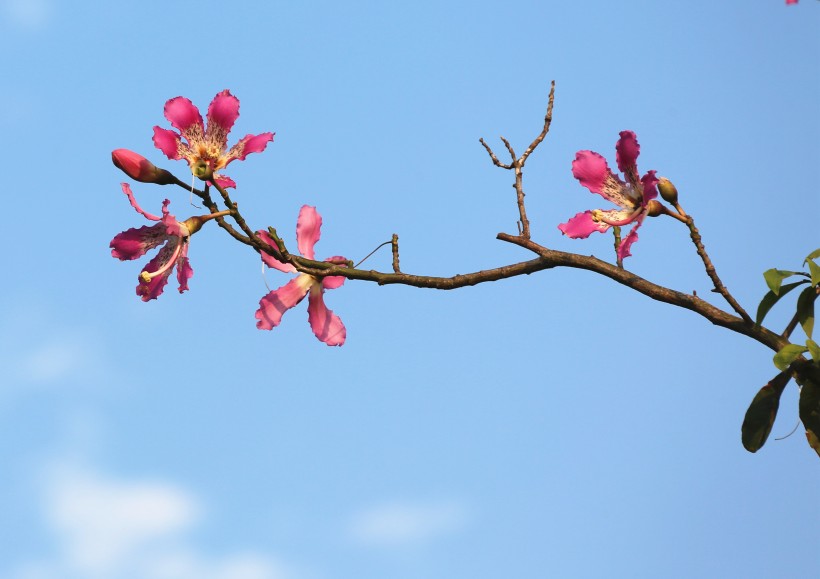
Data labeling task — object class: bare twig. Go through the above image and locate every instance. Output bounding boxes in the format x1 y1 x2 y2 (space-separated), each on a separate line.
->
392 233 401 273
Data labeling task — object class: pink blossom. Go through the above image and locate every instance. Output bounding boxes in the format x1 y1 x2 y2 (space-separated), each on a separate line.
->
152 90 274 189
558 131 659 260
786 0 798 5
112 149 175 185
255 206 348 346
110 184 195 301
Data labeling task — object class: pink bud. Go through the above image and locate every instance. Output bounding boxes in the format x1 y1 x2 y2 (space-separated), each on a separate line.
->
112 149 175 185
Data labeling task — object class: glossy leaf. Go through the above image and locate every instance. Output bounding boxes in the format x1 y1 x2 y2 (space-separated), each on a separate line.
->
798 366 820 459
804 248 820 263
773 343 808 371
764 269 802 295
755 280 808 326
796 286 817 339
808 259 820 288
808 339 820 362
741 372 790 453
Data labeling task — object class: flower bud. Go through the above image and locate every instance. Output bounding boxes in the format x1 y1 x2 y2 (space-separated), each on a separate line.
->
112 149 175 185
657 177 678 204
646 199 664 217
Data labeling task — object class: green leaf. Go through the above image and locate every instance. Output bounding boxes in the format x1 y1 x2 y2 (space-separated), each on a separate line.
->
741 372 790 453
798 369 820 459
796 286 817 339
808 339 820 362
804 248 820 264
755 280 809 326
808 259 820 288
773 343 809 371
764 269 803 295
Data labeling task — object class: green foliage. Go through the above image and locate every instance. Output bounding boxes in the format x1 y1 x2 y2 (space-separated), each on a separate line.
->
773 344 809 371
763 268 803 295
755 280 807 326
741 372 790 453
797 363 820 459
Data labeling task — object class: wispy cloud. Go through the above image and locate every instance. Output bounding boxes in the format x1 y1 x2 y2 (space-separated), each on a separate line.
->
348 500 469 548
1 0 52 30
8 462 299 579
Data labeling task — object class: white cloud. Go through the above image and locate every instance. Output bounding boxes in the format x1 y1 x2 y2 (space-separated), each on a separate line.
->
349 500 468 548
2 0 52 30
20 338 93 383
8 462 299 579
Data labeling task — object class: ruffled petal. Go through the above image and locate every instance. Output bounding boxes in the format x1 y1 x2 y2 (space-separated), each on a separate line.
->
307 285 346 346
615 130 640 176
571 151 610 196
558 211 610 239
163 96 203 134
212 174 236 190
640 170 659 202
136 243 177 301
617 215 646 261
296 205 321 260
152 127 182 160
121 183 163 221
206 90 240 149
321 256 348 289
255 276 312 330
256 230 297 273
110 223 167 260
224 132 275 165
176 252 193 294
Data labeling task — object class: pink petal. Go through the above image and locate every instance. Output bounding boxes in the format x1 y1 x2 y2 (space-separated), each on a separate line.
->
640 170 659 202
617 216 646 261
176 253 193 293
255 276 312 330
136 243 176 301
153 127 182 160
121 183 163 221
615 131 640 176
307 286 346 346
110 223 167 260
206 90 240 147
163 96 203 134
571 151 611 197
213 175 236 189
296 205 321 260
256 230 297 273
558 211 610 239
321 255 348 289
224 132 275 165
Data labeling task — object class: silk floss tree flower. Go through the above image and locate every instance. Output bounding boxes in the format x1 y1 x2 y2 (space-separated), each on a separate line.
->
255 206 348 346
152 89 274 189
558 130 659 261
110 184 230 301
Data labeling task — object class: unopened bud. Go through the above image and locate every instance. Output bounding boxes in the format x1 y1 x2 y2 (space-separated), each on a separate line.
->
182 210 233 236
657 177 678 204
112 149 175 185
646 200 664 217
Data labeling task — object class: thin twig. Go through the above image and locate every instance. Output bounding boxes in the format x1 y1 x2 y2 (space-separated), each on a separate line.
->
519 81 556 166
392 234 401 273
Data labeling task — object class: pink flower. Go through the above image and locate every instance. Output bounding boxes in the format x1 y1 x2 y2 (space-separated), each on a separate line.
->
255 206 348 346
558 130 659 260
110 184 195 302
786 0 798 5
152 90 274 189
112 149 175 185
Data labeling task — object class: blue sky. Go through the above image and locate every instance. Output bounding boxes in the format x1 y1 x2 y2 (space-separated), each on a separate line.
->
1 1 817 578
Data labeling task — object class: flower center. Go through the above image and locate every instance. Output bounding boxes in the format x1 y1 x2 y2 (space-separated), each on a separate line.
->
140 238 186 282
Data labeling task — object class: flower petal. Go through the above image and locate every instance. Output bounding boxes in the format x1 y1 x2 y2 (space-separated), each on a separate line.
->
321 256 348 289
224 132 275 165
572 151 610 196
617 215 646 261
163 96 203 134
110 224 167 260
176 244 193 294
307 286 346 346
640 170 659 202
136 243 177 301
615 130 640 176
121 183 163 221
558 211 610 239
152 127 182 160
255 276 312 330
206 90 240 149
296 205 321 260
257 230 297 273
213 174 236 190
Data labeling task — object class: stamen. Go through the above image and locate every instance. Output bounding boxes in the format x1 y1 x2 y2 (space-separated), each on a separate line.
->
189 173 201 209
140 239 184 282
